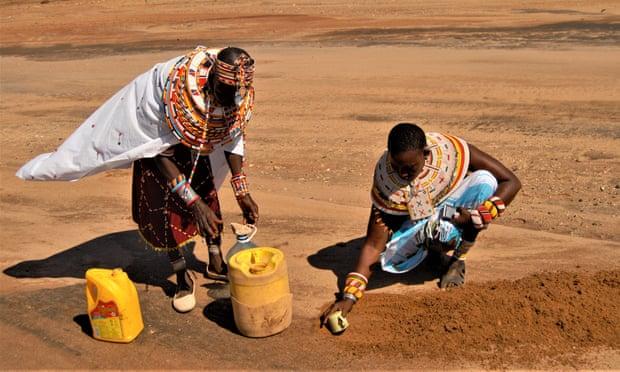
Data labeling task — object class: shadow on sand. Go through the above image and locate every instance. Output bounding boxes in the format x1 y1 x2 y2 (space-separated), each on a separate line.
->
308 236 443 292
3 230 206 297
201 281 241 335
203 298 240 335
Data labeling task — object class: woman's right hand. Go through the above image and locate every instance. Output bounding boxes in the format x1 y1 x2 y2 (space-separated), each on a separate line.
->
191 199 223 237
320 299 354 327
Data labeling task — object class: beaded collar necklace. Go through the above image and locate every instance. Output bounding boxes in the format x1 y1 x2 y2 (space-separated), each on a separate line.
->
163 47 254 151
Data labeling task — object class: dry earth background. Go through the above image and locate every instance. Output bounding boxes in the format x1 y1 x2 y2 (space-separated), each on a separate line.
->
0 0 619 369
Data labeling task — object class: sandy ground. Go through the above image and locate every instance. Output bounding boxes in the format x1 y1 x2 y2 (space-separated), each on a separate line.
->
1 0 619 369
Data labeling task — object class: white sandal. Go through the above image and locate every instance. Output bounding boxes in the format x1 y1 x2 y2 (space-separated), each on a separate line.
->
172 271 196 313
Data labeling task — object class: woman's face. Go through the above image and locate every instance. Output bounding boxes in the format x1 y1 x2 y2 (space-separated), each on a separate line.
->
388 148 427 182
212 78 237 106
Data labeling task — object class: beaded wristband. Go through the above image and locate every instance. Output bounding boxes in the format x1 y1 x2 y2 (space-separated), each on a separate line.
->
470 196 507 230
168 174 187 193
476 204 493 224
169 174 200 206
343 293 358 303
230 173 250 199
482 200 498 219
349 272 368 283
180 184 200 206
343 272 368 302
488 196 506 216
469 208 486 230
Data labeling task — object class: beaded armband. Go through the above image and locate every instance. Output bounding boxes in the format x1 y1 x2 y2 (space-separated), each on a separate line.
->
168 174 200 207
470 196 506 230
230 173 250 200
343 272 368 303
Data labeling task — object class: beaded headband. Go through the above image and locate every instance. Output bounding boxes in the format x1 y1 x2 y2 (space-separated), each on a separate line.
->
214 55 255 88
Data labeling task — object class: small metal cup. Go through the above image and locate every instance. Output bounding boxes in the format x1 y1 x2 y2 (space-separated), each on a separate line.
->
327 310 349 334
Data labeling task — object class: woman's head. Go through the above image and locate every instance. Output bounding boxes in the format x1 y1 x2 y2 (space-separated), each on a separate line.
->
211 47 254 106
387 123 428 182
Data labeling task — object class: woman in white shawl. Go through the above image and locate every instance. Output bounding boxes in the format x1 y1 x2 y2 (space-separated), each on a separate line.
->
17 46 259 313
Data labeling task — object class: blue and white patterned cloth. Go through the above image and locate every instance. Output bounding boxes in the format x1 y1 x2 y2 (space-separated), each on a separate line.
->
381 170 498 274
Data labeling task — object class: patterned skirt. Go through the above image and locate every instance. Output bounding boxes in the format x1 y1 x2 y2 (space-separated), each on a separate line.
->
131 145 222 250
380 170 498 274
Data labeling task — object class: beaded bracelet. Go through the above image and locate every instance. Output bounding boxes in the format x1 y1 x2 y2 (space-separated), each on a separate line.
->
343 293 358 303
180 185 200 206
169 174 186 192
230 173 250 199
488 196 506 216
470 196 506 230
168 174 200 207
343 272 368 302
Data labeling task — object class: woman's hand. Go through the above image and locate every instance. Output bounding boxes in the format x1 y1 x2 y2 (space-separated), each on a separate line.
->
191 199 223 237
451 207 471 227
237 194 259 224
451 207 481 242
320 299 354 327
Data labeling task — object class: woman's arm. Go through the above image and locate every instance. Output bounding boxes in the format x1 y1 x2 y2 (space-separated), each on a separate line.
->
224 151 244 175
451 144 521 231
321 209 389 323
353 211 391 281
153 153 182 180
153 152 222 237
224 151 259 224
468 144 521 205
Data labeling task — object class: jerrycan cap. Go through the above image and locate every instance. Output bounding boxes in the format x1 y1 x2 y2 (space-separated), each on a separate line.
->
231 222 257 243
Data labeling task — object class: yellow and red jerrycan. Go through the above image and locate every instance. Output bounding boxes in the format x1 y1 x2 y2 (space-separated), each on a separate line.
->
85 268 144 343
228 247 292 337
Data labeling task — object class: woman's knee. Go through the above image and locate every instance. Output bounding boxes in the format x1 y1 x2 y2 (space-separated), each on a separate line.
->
469 170 498 189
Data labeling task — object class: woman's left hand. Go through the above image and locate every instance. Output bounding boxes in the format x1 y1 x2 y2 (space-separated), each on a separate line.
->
237 194 259 224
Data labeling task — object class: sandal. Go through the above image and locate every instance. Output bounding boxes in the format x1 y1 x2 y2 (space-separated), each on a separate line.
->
172 271 196 313
439 258 466 289
206 265 229 281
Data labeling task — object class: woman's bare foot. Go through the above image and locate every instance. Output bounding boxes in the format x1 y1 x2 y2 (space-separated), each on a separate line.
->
439 258 466 289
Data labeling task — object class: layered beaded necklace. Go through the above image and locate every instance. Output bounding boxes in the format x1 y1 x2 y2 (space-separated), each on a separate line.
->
163 47 254 152
163 47 255 187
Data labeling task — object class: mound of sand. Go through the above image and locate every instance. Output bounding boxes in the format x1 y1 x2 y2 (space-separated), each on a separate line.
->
344 270 620 368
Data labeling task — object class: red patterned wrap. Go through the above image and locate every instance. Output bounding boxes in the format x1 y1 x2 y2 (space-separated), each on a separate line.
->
132 145 222 250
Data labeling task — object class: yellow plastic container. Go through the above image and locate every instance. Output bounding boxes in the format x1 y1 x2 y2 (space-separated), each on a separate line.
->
228 247 292 337
85 268 144 343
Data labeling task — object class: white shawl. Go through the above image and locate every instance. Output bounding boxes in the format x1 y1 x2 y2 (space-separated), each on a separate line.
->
15 54 242 188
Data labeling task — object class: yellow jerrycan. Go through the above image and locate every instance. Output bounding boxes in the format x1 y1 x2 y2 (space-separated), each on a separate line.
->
85 268 144 343
228 247 292 337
